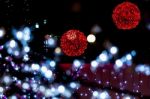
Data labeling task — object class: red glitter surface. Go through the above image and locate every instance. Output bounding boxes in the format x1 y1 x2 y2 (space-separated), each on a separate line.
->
112 2 141 30
60 29 87 56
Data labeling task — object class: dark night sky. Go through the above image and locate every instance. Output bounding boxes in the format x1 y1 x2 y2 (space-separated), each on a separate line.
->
0 0 150 63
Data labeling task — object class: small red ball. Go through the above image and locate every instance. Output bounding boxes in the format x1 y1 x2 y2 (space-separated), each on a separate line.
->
112 2 141 30
60 29 87 56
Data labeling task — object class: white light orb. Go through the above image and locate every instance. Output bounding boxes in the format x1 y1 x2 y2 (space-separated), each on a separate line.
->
14 50 20 56
49 61 56 67
126 54 132 60
9 40 17 48
99 53 108 62
123 96 131 99
70 82 77 89
3 76 11 84
47 38 56 47
11 95 17 99
115 59 123 68
91 60 98 68
73 60 81 68
0 87 4 93
0 29 5 38
31 64 40 71
99 91 110 99
45 70 53 78
110 46 118 54
35 23 39 28
87 34 96 43
93 91 99 97
22 82 30 90
24 46 30 53
39 86 46 93
58 85 65 93
41 66 47 73
16 31 23 40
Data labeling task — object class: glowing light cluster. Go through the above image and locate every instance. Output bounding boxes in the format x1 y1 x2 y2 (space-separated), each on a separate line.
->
135 64 150 75
0 21 149 99
92 91 111 99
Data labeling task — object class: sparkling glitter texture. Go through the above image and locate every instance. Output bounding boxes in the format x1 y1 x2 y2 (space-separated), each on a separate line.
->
112 2 141 30
60 29 87 56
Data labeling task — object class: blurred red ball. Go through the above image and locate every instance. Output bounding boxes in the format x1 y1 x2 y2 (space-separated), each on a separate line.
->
60 29 87 56
112 2 141 30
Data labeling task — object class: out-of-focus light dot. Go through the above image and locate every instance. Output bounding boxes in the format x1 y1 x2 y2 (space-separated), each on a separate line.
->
0 29 5 38
99 53 108 62
45 89 51 97
41 66 47 73
0 87 4 93
23 54 29 61
55 47 61 55
91 24 102 33
145 67 150 75
146 23 150 30
16 31 23 40
31 83 38 92
70 82 77 89
49 61 56 67
22 83 30 90
91 60 98 68
0 45 4 50
3 76 11 84
73 60 81 68
9 40 17 48
34 95 37 98
39 86 45 93
123 96 131 99
24 46 30 53
24 34 30 41
58 85 65 93
131 50 136 56
62 89 71 98
45 70 53 78
135 64 145 72
124 81 127 84
99 91 110 99
31 64 40 71
0 54 2 58
24 65 30 71
87 34 96 43
11 95 17 99
110 46 118 54
140 80 143 83
93 91 99 97
47 38 56 46
126 54 132 60
115 59 123 68
24 27 31 35
51 87 56 93
7 48 13 54
44 19 47 24
35 23 39 28
14 50 20 56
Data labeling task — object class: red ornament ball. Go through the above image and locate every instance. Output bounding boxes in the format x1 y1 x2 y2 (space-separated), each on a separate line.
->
60 29 87 56
112 2 141 30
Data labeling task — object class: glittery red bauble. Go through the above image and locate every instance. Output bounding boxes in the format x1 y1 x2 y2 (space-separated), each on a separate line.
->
60 29 87 56
112 2 141 30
